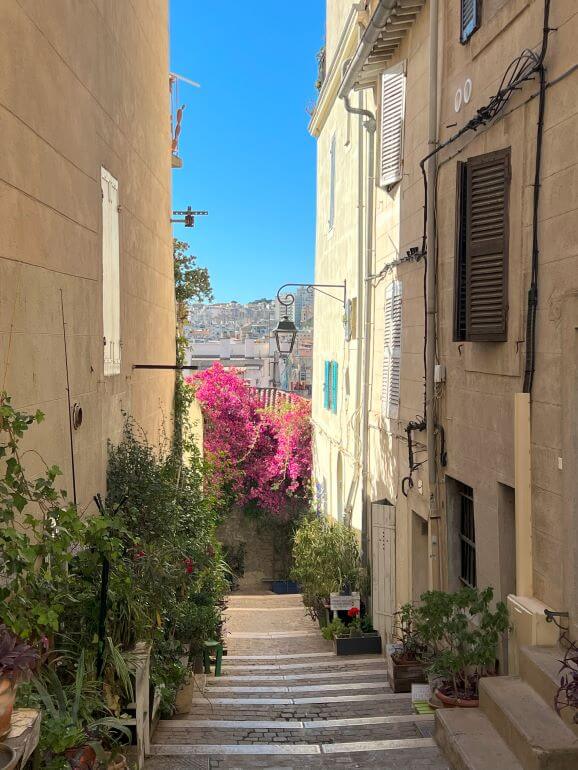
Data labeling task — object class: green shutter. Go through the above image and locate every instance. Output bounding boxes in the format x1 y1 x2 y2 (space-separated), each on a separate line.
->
323 360 330 409
331 361 338 414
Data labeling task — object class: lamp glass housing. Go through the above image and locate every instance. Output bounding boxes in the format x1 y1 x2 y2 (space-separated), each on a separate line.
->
274 316 297 355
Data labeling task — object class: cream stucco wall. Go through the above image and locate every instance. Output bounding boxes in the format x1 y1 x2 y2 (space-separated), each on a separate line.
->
312 0 578 640
0 1 175 510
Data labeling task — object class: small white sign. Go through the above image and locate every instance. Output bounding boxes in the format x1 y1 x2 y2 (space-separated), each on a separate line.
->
411 683 431 703
329 592 361 611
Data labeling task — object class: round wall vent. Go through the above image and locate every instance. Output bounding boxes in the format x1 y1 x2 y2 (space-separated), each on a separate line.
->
464 78 473 104
454 87 463 113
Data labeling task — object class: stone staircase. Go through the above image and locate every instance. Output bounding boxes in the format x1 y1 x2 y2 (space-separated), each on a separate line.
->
435 645 578 770
147 592 449 769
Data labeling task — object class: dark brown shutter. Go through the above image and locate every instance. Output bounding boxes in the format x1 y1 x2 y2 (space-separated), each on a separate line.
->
465 149 510 342
453 162 468 341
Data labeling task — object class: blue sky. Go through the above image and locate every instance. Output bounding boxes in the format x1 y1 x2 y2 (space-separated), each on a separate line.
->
170 2 325 303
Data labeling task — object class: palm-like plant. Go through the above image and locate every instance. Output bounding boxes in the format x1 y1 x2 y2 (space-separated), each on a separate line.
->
32 652 131 766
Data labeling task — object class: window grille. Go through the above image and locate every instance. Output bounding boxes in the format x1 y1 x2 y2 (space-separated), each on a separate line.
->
458 482 476 588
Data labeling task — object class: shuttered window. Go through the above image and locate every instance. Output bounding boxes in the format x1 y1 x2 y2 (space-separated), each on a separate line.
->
331 361 338 414
454 149 510 342
323 360 339 412
323 360 330 409
101 167 121 376
460 0 480 44
381 281 402 419
379 62 406 188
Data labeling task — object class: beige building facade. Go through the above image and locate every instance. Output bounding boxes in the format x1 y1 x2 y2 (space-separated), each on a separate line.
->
0 1 176 509
311 0 578 654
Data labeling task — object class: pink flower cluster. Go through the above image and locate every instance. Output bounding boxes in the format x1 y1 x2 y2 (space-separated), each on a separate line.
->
186 364 311 520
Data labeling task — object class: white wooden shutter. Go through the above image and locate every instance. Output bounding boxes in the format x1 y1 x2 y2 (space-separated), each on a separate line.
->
101 167 121 376
380 62 406 188
381 281 402 418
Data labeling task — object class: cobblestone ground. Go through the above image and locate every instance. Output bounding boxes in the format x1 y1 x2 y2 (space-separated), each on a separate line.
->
146 592 448 770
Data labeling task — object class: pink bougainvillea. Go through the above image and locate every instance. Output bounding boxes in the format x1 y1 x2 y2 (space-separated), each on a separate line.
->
186 364 311 520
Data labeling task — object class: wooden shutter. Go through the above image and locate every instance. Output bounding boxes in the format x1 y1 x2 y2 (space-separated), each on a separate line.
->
381 281 402 418
101 167 121 376
323 360 330 409
331 361 339 414
380 62 406 188
453 162 468 341
461 0 480 43
465 149 510 342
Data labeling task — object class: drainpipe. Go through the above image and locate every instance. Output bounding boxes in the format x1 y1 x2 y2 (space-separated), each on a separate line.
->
342 94 376 567
425 0 440 589
343 91 366 525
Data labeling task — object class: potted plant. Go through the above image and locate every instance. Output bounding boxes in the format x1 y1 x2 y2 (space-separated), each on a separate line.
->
0 625 39 738
291 514 363 627
387 604 428 693
413 587 509 707
32 653 131 769
329 608 382 656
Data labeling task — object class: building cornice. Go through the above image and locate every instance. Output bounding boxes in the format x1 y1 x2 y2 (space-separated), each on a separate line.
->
308 8 361 138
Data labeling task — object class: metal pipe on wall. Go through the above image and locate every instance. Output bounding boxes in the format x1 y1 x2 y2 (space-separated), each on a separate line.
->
342 94 376 566
426 0 441 590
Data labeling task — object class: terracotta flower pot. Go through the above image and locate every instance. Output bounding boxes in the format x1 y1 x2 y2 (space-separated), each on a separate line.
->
0 680 16 740
108 755 128 770
435 687 479 708
64 745 97 770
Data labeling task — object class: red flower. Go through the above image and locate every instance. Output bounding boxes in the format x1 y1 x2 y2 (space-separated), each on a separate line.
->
134 550 145 560
347 607 360 618
184 558 195 574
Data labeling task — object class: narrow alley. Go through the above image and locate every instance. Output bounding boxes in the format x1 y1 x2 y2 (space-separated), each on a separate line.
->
147 592 448 769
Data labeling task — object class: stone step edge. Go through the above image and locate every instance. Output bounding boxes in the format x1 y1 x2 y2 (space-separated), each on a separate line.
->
223 658 385 671
149 737 436 756
157 714 434 730
214 669 389 682
205 681 390 693
190 692 410 705
224 652 338 660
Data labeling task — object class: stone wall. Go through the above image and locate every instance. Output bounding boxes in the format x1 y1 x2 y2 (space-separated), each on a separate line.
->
219 508 292 591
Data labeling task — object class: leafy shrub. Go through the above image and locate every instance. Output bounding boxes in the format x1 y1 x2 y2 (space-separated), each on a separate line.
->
292 514 362 619
413 587 509 700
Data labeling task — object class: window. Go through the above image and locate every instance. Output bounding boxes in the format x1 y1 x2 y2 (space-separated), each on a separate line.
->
101 167 121 376
379 62 406 188
328 133 336 231
461 0 481 43
454 149 510 342
381 281 402 418
458 482 476 588
323 360 338 413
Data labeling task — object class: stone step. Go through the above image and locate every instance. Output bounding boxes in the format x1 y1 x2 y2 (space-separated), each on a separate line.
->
519 645 578 734
480 676 578 770
204 681 390 695
146 749 448 770
435 707 524 770
222 657 385 672
154 716 430 745
214 668 389 684
149 736 440 758
177 698 414 722
224 652 337 660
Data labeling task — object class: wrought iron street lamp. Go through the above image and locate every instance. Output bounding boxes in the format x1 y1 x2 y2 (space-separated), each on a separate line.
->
273 316 298 355
273 282 346 356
